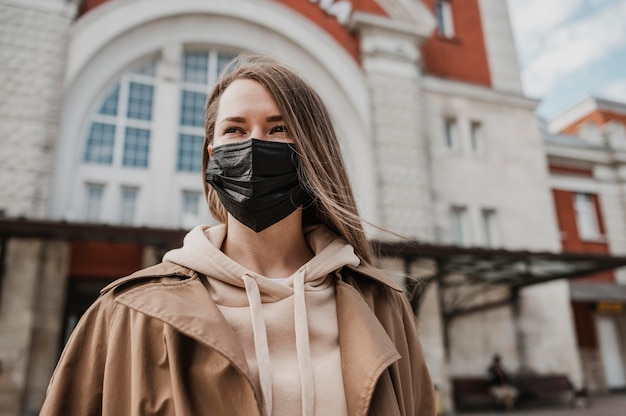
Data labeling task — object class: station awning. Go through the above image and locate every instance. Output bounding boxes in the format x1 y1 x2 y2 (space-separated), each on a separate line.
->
372 240 626 289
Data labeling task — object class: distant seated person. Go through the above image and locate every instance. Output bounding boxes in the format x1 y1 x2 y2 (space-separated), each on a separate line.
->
486 354 518 411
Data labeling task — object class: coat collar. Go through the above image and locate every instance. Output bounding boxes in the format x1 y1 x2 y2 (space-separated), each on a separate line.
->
345 264 404 292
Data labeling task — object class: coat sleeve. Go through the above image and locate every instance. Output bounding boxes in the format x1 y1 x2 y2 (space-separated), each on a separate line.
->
40 294 118 415
394 290 437 416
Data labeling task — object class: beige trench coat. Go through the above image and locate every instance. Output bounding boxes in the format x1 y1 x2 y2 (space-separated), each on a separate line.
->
41 262 436 415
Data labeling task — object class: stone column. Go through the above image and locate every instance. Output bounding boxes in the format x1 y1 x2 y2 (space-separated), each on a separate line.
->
0 0 78 218
0 238 70 415
351 12 434 240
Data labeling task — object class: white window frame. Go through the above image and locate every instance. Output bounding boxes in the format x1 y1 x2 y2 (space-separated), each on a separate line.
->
444 117 459 150
119 186 139 225
481 208 500 248
180 190 202 229
574 193 601 241
435 0 455 38
83 183 105 223
450 205 470 247
470 120 484 154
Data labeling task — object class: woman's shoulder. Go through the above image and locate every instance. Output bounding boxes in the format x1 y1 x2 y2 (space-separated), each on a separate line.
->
100 261 199 298
342 263 403 293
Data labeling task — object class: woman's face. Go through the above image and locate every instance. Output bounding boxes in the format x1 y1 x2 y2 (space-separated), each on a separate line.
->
210 79 294 152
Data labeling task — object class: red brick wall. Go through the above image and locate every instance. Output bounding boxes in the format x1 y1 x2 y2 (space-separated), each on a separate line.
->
77 0 388 62
420 0 491 86
69 241 143 279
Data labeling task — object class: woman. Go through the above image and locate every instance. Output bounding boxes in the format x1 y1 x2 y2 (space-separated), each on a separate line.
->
41 54 435 415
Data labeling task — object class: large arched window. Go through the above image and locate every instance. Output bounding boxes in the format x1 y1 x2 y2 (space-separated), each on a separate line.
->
83 60 157 168
177 51 233 172
76 49 234 228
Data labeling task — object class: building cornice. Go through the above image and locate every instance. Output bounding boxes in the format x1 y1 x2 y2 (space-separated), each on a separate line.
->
422 75 538 110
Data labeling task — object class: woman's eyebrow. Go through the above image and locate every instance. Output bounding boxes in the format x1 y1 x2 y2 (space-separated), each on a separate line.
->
219 116 246 124
266 115 283 122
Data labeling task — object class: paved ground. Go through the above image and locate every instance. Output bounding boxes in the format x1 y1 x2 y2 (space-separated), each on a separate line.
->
456 393 626 416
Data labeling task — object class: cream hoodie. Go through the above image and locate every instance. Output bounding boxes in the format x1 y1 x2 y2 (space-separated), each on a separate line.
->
163 223 360 416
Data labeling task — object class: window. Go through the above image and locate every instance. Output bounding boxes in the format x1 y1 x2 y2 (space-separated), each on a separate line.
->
435 0 455 38
450 206 469 246
444 118 459 149
123 127 150 167
127 82 154 121
481 209 499 248
470 121 483 153
119 187 138 225
178 134 204 172
574 193 601 240
180 190 201 229
84 123 115 164
177 50 234 172
84 184 104 222
83 59 157 167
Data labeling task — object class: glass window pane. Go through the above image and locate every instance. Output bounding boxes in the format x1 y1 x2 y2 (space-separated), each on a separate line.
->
84 123 115 164
180 190 201 229
482 209 499 248
183 51 209 84
471 121 483 152
451 206 469 246
180 90 207 127
84 184 104 222
119 187 138 225
574 193 600 240
217 53 235 77
98 84 119 116
177 134 204 172
444 118 458 149
127 82 154 121
182 191 200 215
123 127 150 168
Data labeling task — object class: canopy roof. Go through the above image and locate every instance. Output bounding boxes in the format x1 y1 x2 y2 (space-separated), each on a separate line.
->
373 240 626 289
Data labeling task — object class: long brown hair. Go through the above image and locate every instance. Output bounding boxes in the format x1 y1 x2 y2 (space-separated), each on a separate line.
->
203 53 373 264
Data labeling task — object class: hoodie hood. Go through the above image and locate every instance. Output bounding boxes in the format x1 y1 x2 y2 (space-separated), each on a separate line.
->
164 223 360 303
163 223 359 416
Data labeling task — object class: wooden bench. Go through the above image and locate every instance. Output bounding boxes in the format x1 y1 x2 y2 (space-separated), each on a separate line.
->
452 378 493 411
452 374 575 411
513 374 575 406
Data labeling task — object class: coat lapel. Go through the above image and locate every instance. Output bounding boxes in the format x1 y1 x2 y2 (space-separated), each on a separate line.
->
113 275 258 397
336 280 401 416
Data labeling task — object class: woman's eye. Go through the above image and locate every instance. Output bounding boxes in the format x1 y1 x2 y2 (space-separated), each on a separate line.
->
223 126 242 135
271 125 289 134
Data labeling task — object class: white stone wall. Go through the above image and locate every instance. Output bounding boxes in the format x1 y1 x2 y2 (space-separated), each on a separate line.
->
355 13 434 240
0 0 76 218
423 79 560 251
422 78 584 383
477 0 523 94
521 281 583 386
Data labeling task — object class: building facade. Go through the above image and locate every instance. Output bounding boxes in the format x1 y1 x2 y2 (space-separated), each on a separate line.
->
546 96 626 393
0 0 612 414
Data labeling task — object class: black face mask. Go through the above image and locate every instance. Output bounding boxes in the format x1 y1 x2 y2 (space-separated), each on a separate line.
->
205 139 310 232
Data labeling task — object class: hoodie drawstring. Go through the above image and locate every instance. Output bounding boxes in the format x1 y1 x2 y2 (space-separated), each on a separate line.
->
243 270 315 416
294 268 315 416
243 275 273 416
